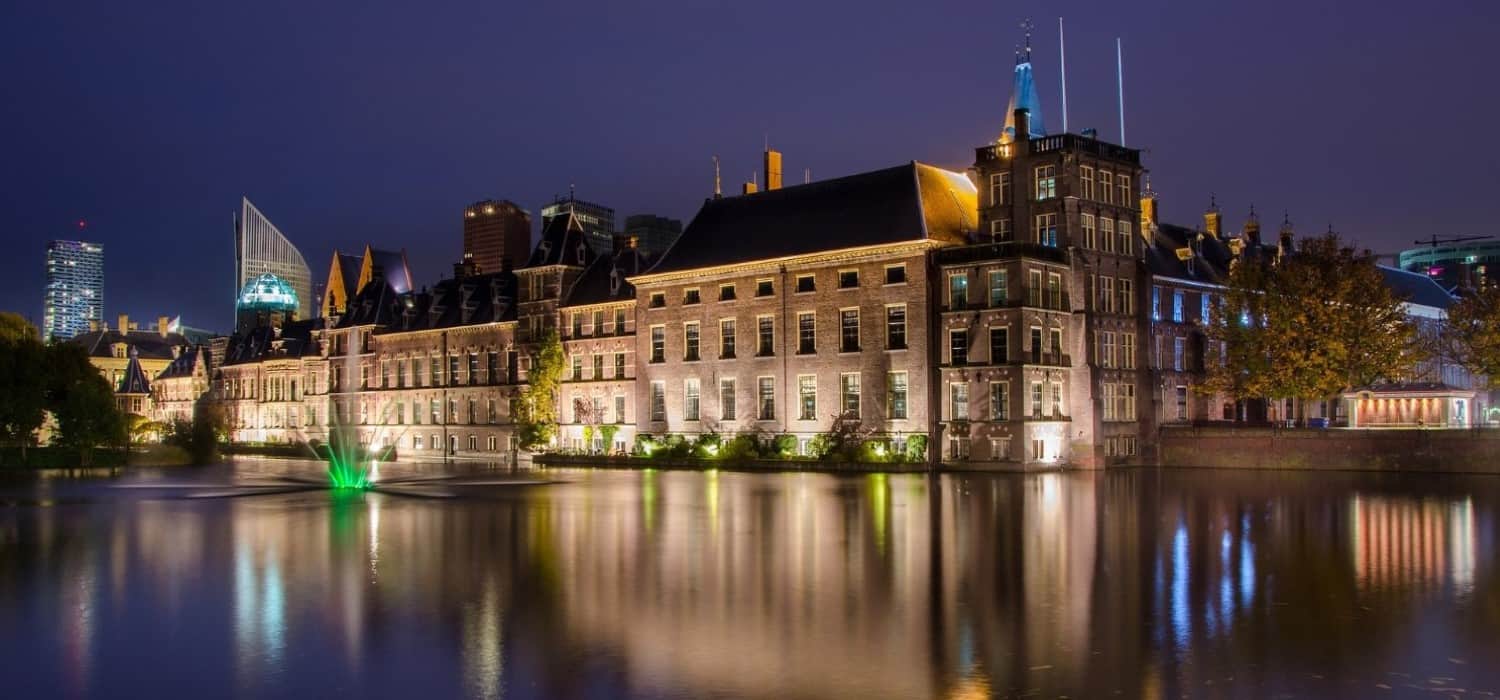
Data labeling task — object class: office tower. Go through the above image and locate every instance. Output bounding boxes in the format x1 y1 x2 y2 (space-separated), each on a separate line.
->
235 197 312 321
42 239 104 342
541 194 615 254
621 214 683 256
463 200 531 274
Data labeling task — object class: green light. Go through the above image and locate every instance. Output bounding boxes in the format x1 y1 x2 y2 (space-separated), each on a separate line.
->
323 424 374 490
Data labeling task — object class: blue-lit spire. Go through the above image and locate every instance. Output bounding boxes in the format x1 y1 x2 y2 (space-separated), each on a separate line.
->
1001 20 1047 143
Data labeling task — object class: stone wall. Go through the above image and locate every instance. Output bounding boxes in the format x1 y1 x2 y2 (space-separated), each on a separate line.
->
1158 426 1500 474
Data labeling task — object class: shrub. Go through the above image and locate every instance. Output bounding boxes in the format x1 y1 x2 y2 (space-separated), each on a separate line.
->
767 434 798 459
903 434 929 463
720 433 761 462
633 434 658 457
691 432 722 458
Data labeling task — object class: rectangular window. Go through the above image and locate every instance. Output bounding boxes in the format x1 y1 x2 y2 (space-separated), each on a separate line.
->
1201 293 1212 325
988 269 1008 307
838 270 859 289
990 219 1012 241
1118 220 1133 255
429 356 440 386
649 292 666 308
1049 328 1063 360
1052 382 1064 417
1152 286 1162 320
614 352 626 378
1172 290 1184 322
797 312 816 354
684 378 700 421
798 375 817 420
1122 332 1136 369
412 399 421 425
755 279 774 297
1118 278 1134 315
989 326 1008 364
1035 213 1058 247
1118 174 1131 207
757 316 775 356
1047 272 1061 309
989 171 1011 206
650 325 665 363
1031 382 1043 417
840 373 860 417
485 351 497 384
990 382 1009 421
684 322 700 361
840 309 860 352
949 273 968 309
1034 165 1056 200
1100 170 1114 204
719 283 736 302
887 371 908 419
1100 217 1115 253
1175 385 1189 421
650 381 666 421
949 329 968 365
1028 269 1043 307
1080 165 1095 199
720 378 736 420
571 312 582 337
1100 276 1116 313
592 353 603 380
1030 326 1043 362
1100 330 1116 368
571 355 583 380
615 394 626 424
683 288 701 305
592 310 604 334
884 264 906 285
1174 336 1186 371
886 305 907 350
1081 214 1096 249
950 382 969 420
758 377 775 420
615 307 627 334
720 318 736 359
795 274 816 293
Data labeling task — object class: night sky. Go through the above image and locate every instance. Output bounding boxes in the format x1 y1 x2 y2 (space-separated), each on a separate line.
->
3 0 1496 334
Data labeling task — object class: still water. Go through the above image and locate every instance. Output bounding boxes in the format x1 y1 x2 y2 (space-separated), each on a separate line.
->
1 461 1498 699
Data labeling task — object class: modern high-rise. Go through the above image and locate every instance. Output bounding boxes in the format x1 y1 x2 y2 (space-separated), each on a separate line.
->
622 214 683 256
235 197 312 321
463 199 531 274
1398 240 1500 292
541 194 615 254
43 239 104 342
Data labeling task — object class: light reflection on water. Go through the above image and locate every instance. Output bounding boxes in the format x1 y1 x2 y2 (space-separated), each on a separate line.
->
0 463 1498 698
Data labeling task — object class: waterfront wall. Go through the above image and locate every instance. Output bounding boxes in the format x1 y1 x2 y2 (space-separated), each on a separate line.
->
1159 427 1500 473
535 454 931 473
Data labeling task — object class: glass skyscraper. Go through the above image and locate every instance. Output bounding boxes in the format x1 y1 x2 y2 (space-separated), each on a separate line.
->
43 239 104 342
235 197 312 321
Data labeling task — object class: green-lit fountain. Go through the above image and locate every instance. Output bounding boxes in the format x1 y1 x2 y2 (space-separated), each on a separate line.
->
320 423 384 490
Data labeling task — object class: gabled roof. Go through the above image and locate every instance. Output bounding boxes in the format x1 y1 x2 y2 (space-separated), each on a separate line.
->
118 348 152 395
222 319 322 366
1146 222 1281 285
335 280 404 328
383 271 519 334
70 328 192 360
563 247 651 308
646 162 976 276
363 246 413 294
155 344 212 381
525 210 596 269
1379 265 1455 310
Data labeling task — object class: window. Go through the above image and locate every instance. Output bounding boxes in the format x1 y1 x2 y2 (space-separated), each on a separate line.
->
1173 337 1185 371
1175 385 1189 421
989 172 1011 206
1151 286 1162 320
1172 290 1184 322
683 288 701 305
1028 269 1043 307
795 312 817 354
1030 326 1042 362
1035 213 1058 247
758 377 775 420
798 375 817 420
838 270 859 289
650 381 666 421
684 322 700 361
468 435 478 451
488 398 497 424
1100 330 1117 368
488 435 498 451
949 329 968 365
1047 272 1062 309
1100 217 1115 253
614 352 626 378
720 318 736 359
991 437 1011 460
1080 165 1095 199
1122 332 1136 369
1201 293 1212 325
755 279 774 297
990 327 1008 363
887 372 908 419
720 378 736 420
840 309 860 352
1118 278 1134 315
412 399 422 425
484 351 497 384
719 284 736 302
649 292 666 308
1082 214 1096 249
950 382 969 420
684 379 700 421
615 394 626 424
1034 165 1056 200
988 269 1008 306
990 218 1012 241
1100 276 1116 313
592 353 603 379
650 326 665 363
949 273 968 309
884 264 906 285
840 373 860 417
1118 220 1133 255
757 316 774 356
990 382 1009 420
592 310 603 334
1117 174 1131 207
615 307 627 334
1100 171 1114 204
1031 382 1043 417
1049 328 1063 359
886 305 907 350
571 312 582 337
1051 382 1064 417
571 355 583 380
795 275 815 293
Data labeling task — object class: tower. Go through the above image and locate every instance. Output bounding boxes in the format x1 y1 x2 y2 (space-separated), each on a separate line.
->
463 199 531 275
43 239 104 342
1000 21 1046 143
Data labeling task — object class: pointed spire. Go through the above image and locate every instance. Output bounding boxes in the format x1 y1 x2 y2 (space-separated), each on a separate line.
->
1000 18 1046 143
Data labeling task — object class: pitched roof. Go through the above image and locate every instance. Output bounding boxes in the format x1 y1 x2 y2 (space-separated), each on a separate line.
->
222 319 323 366
382 271 519 334
525 210 596 269
335 280 404 328
155 344 212 381
118 348 152 395
646 162 976 276
563 247 651 308
69 328 192 360
1146 222 1282 285
364 246 413 294
1379 265 1455 310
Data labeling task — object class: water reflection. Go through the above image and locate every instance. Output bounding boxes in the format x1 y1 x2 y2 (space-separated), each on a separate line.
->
0 466 1498 698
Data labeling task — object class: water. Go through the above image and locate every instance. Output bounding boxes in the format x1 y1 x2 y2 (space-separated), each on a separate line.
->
1 461 1498 699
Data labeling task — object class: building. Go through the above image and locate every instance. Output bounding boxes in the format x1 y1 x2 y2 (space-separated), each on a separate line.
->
68 314 193 392
463 200 531 275
235 197 313 321
43 239 104 342
218 319 324 444
235 273 301 333
1399 240 1500 292
115 346 153 417
541 194 615 255
557 247 648 453
621 214 682 257
151 344 213 426
321 245 415 319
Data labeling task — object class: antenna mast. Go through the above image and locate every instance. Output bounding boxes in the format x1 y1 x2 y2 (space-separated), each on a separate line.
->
1059 17 1068 133
712 155 721 198
1116 37 1126 145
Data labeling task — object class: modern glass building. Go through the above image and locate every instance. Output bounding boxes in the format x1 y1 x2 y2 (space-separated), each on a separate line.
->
235 272 300 332
1398 240 1500 292
235 197 312 322
43 239 104 342
541 194 615 254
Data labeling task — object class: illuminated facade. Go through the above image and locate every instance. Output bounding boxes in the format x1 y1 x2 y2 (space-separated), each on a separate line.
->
1398 240 1500 292
43 239 104 342
235 197 313 322
235 273 300 333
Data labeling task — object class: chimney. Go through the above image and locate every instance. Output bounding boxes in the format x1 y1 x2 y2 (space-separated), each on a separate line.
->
1013 109 1032 143
742 181 758 195
117 314 129 334
157 316 169 338
764 148 783 191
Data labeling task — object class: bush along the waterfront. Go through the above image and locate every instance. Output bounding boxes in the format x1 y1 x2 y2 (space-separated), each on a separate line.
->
626 420 928 467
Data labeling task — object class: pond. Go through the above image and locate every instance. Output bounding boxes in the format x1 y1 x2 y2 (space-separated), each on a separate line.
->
1 461 1497 698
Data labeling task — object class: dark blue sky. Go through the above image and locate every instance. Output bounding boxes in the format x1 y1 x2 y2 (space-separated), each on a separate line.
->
3 0 1497 333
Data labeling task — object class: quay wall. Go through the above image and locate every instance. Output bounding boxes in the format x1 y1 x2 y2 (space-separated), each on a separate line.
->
1158 427 1500 474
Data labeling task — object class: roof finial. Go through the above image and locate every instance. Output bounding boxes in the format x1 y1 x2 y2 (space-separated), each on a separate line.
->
1209 193 1218 212
1018 18 1034 65
712 155 722 199
569 183 576 200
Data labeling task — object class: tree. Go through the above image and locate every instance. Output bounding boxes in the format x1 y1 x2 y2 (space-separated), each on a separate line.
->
1438 285 1500 387
0 311 40 343
516 331 564 450
0 324 48 460
1204 234 1419 413
45 342 125 465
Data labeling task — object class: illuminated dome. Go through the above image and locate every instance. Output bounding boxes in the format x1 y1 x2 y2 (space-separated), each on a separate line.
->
237 273 299 312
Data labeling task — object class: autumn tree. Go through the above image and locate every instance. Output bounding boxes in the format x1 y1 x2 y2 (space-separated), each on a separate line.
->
0 313 47 460
45 342 126 465
516 330 564 449
1437 284 1500 387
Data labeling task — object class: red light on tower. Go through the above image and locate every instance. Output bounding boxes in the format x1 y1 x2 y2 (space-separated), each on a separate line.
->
77 220 87 230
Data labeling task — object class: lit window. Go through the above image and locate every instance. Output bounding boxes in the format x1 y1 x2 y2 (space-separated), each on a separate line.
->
1034 165 1056 200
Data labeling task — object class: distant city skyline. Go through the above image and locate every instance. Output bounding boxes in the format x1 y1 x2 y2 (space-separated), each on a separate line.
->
3 1 1498 332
